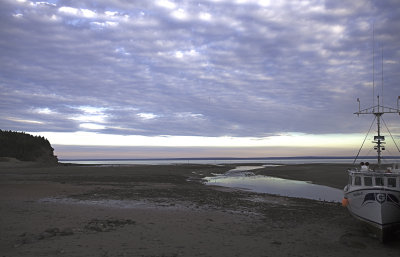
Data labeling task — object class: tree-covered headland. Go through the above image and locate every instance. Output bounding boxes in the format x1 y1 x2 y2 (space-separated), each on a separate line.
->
0 130 58 163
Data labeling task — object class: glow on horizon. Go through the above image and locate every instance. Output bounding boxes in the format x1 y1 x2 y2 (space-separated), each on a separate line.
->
30 131 363 149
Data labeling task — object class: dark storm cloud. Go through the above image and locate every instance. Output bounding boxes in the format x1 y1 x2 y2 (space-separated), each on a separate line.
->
1 0 400 137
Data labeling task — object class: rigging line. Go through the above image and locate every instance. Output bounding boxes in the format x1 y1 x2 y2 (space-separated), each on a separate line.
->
353 116 377 165
381 116 400 153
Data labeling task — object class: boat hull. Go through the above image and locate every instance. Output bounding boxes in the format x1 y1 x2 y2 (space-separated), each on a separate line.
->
344 188 400 241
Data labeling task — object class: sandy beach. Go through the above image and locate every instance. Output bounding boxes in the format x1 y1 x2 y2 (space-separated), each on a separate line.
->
1 162 399 257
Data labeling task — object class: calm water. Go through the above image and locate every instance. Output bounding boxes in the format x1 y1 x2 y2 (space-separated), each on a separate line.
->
59 157 399 165
205 166 343 202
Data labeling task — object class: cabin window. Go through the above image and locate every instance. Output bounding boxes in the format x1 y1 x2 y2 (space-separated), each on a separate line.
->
354 176 362 186
364 177 373 186
375 177 384 186
388 178 397 188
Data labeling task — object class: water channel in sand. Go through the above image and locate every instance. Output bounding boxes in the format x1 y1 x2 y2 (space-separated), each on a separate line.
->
204 166 343 203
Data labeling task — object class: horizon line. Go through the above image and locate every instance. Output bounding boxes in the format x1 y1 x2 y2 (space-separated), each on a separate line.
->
59 156 400 161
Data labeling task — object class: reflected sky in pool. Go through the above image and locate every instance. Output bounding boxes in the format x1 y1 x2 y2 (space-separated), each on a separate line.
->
205 166 343 203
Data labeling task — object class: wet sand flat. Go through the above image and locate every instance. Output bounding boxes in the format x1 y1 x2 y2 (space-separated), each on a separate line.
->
1 163 399 257
256 163 351 189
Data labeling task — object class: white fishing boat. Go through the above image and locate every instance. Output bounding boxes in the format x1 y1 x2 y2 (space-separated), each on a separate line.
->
343 95 400 242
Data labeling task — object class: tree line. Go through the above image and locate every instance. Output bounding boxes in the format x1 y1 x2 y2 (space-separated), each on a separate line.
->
0 130 58 162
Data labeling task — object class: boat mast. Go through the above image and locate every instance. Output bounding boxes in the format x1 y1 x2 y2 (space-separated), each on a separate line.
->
355 95 400 166
374 96 383 165
354 26 400 166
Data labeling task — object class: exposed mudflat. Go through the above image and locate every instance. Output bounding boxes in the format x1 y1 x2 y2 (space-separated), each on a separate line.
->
1 163 399 256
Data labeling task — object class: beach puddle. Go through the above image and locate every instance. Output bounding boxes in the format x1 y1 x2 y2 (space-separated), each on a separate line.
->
205 166 343 203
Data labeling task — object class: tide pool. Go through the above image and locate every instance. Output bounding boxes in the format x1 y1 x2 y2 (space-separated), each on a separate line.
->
205 166 343 203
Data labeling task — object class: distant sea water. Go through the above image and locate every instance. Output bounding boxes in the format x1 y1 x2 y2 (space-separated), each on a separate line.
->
59 156 400 165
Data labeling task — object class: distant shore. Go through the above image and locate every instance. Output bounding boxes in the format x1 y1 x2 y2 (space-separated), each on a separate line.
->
58 156 400 166
1 163 399 256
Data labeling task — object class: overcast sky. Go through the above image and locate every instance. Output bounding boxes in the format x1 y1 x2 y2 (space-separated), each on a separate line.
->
1 0 400 158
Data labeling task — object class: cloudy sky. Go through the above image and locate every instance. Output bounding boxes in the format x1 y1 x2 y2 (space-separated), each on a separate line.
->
1 0 400 159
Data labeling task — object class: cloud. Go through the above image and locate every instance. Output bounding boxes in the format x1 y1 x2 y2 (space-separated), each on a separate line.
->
1 0 400 141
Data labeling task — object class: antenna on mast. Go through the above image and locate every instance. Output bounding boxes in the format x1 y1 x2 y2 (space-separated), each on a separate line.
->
354 26 400 166
372 23 375 110
381 46 384 109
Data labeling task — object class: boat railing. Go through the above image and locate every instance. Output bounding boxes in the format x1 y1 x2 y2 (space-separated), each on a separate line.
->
348 166 400 175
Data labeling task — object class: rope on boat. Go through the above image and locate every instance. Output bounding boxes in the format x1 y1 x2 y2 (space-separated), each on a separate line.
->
353 116 377 165
381 116 400 153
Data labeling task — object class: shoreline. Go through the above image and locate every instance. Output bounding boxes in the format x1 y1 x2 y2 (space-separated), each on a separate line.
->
59 162 352 189
1 163 399 256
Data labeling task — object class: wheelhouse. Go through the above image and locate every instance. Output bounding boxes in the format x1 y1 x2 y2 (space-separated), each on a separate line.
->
348 171 400 188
